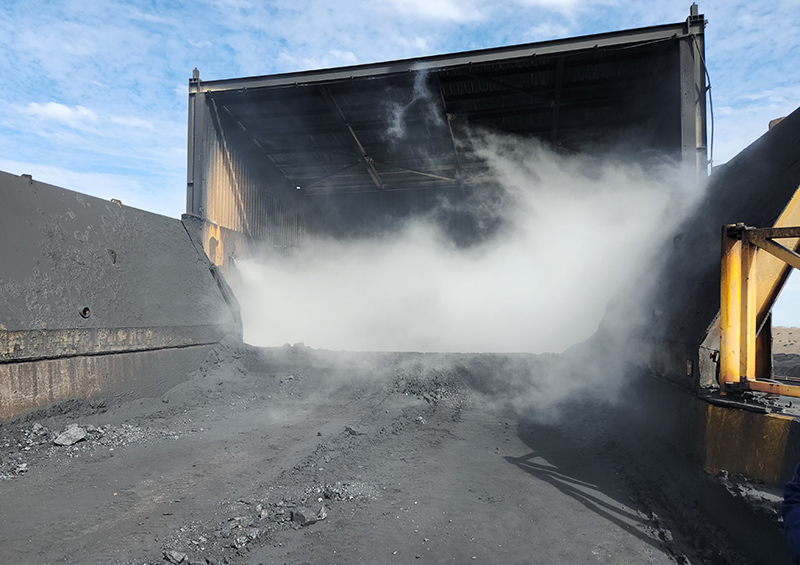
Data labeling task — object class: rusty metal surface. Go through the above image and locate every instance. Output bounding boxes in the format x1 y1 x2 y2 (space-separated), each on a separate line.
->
0 344 215 421
0 326 230 363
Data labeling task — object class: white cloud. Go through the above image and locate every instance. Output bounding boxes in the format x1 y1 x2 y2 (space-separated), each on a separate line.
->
394 34 431 52
21 102 98 128
712 84 800 164
516 0 618 16
373 0 488 23
738 86 800 106
329 50 359 65
123 6 177 26
525 22 571 41
1 98 185 209
108 115 156 131
277 49 364 72
10 100 178 157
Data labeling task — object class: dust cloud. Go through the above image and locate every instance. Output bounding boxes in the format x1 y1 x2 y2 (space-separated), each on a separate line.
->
231 134 702 356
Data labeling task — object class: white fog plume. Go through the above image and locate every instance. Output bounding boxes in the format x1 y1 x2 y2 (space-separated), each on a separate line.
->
232 134 701 355
386 71 440 141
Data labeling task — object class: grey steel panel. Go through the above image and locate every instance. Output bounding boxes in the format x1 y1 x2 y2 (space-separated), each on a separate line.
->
193 96 302 247
0 170 239 334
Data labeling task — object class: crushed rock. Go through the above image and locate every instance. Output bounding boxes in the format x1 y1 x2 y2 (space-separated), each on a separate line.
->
156 480 378 563
0 421 191 481
163 549 187 563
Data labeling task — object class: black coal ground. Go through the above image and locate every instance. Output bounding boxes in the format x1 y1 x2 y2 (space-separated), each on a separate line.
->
0 339 782 565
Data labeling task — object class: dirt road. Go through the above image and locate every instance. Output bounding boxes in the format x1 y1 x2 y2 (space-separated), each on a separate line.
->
0 340 767 564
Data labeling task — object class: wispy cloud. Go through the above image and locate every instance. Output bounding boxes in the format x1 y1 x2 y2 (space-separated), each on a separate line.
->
516 0 619 17
0 0 797 217
277 49 361 72
20 102 98 128
375 0 488 23
525 22 572 41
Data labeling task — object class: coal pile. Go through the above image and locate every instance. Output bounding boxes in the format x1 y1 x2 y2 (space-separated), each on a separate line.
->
0 339 782 564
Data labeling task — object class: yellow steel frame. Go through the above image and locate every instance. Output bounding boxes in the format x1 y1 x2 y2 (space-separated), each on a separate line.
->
720 223 800 396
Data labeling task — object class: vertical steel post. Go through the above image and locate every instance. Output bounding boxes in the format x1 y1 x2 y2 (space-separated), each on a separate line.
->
740 233 758 381
679 5 708 179
187 68 208 218
720 225 742 391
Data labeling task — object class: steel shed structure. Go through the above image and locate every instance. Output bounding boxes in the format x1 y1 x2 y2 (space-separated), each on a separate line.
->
185 7 707 266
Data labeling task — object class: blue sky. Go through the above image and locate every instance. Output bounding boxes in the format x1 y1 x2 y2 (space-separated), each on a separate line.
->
1 0 799 323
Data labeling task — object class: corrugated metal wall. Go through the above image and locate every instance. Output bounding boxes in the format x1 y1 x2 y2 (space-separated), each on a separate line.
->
200 98 302 249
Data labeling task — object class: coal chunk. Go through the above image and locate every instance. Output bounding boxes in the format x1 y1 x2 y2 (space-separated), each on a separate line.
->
291 508 318 526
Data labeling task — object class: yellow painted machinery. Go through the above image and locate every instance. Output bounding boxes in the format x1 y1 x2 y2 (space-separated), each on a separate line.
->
720 216 800 396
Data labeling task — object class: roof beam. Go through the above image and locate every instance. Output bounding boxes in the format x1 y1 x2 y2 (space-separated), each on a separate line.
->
372 160 457 183
302 161 364 189
320 86 384 190
240 114 439 137
283 161 458 177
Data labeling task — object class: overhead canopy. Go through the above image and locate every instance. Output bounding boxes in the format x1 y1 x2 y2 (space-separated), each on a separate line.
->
186 10 707 251
192 14 706 197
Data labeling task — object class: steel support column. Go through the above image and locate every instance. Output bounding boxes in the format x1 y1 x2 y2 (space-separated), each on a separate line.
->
187 68 209 217
720 225 743 390
740 234 757 380
678 5 708 179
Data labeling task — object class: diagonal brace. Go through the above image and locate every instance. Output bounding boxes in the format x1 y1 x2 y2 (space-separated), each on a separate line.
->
372 160 456 183
320 87 384 190
749 235 800 271
303 161 364 190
